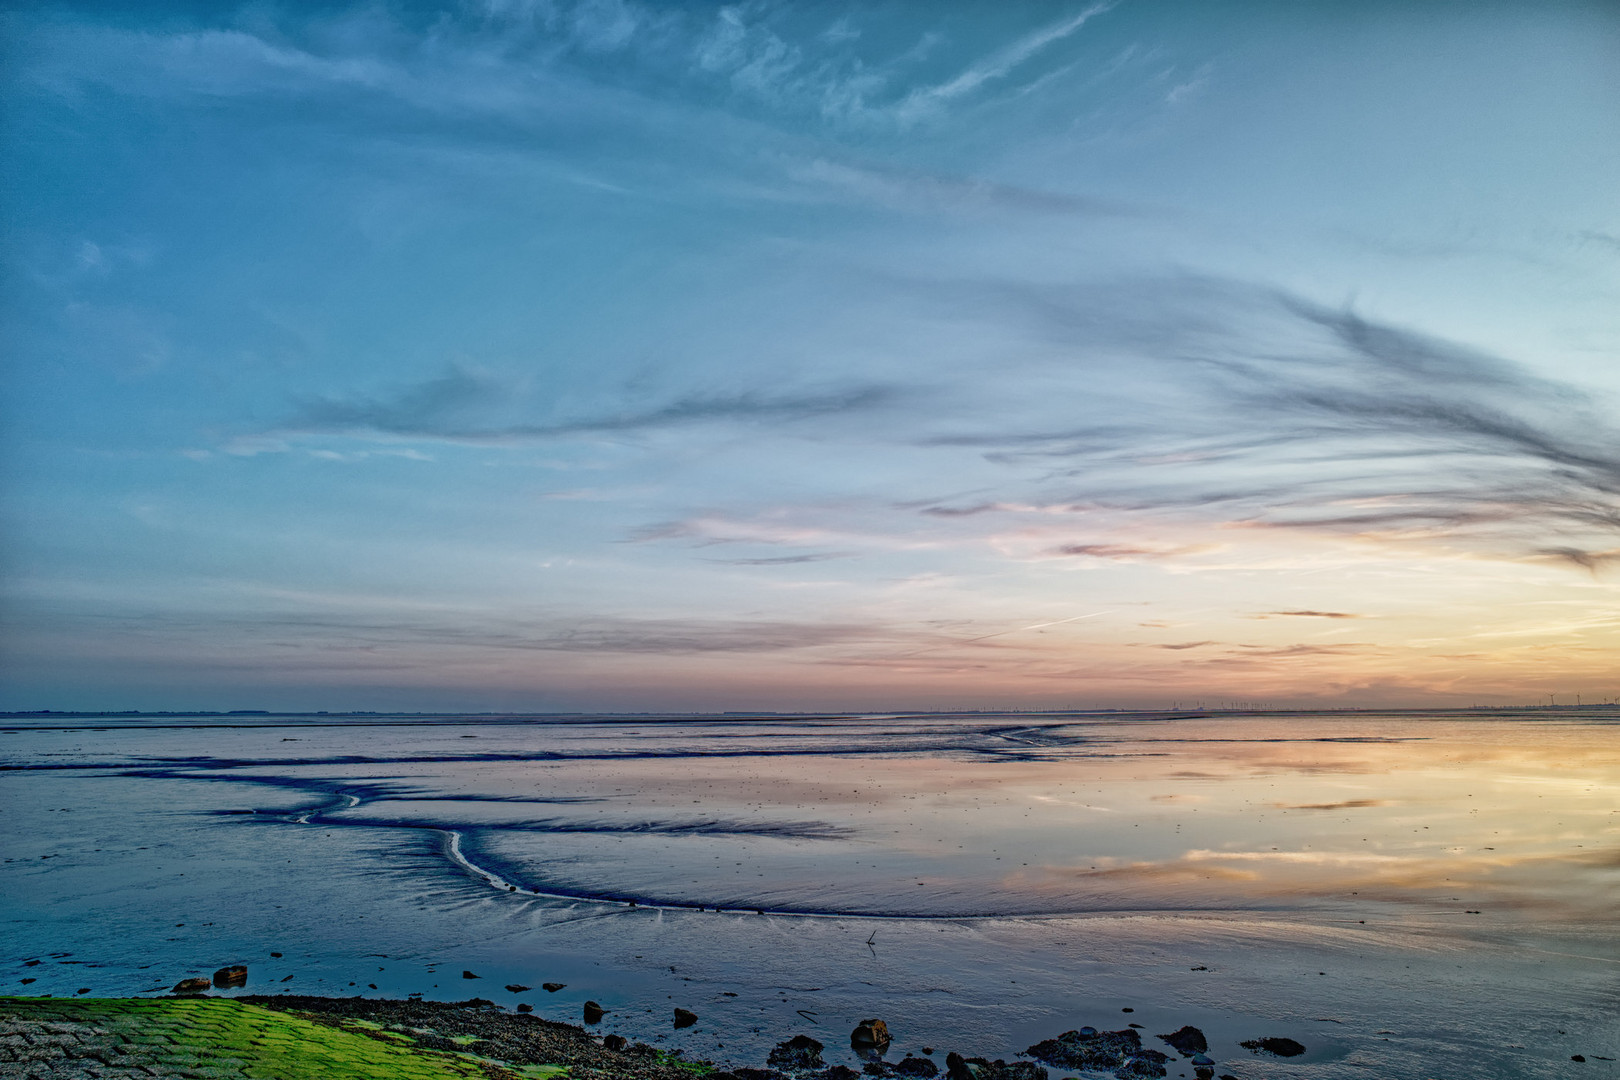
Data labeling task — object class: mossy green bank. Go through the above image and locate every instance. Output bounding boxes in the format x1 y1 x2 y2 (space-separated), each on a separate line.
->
0 995 541 1079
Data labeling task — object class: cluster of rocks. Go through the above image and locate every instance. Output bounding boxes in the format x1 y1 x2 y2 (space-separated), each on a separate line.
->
172 965 248 994
1025 1027 1170 1079
160 970 1309 1080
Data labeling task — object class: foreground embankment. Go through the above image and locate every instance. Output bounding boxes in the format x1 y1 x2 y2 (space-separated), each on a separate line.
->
0 994 1285 1080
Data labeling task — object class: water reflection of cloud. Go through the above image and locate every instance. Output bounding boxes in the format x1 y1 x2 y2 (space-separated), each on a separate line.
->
1022 843 1620 919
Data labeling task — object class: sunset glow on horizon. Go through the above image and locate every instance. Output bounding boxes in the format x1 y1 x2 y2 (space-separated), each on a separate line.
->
3 1 1617 711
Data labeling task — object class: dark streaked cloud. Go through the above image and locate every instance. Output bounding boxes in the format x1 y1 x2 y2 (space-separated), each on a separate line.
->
28 607 891 657
278 365 899 444
1537 546 1620 572
1255 611 1362 620
1048 543 1206 560
706 553 857 566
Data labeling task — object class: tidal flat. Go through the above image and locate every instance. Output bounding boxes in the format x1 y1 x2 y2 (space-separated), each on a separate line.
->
1 710 1616 1078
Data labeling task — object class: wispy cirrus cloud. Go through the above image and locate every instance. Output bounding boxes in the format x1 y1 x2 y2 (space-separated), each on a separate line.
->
894 3 1115 124
896 274 1620 569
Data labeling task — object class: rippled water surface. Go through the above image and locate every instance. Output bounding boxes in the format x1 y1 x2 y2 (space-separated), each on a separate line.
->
3 710 1616 1077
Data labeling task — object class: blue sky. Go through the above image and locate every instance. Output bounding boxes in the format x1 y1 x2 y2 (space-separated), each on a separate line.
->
3 0 1618 711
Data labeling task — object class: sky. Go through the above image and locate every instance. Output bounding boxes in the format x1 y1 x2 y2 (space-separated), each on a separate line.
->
2 0 1618 712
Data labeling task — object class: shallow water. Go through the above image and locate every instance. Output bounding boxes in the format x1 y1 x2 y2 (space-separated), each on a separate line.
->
2 710 1616 1077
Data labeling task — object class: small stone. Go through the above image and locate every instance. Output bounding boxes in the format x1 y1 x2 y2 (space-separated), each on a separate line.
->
173 978 211 995
75 988 90 995
584 1000 606 1024
270 952 282 958
1189 1054 1214 1066
505 984 531 993
543 982 566 992
517 1003 533 1013
603 1034 627 1051
674 1007 699 1028
1572 1055 1586 1062
462 970 480 979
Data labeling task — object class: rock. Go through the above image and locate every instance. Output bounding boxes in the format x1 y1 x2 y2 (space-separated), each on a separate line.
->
1157 1026 1208 1056
1190 1055 1213 1066
172 978 211 995
733 1070 789 1080
769 1034 826 1072
944 1057 1047 1080
462 970 480 979
1572 1055 1586 1062
817 1068 861 1080
505 984 530 993
1240 1037 1305 1058
212 965 247 989
269 952 282 958
674 1007 699 1028
583 1001 606 1024
516 1003 533 1013
892 1055 940 1077
1114 1054 1169 1079
75 988 90 995
1026 1028 1142 1071
852 1019 892 1048
603 1034 627 1051
543 982 566 992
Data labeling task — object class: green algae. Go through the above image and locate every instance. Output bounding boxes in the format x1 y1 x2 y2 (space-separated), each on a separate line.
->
0 996 550 1079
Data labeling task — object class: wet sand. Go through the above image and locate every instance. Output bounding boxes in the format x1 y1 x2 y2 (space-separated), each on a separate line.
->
2 709 1616 1077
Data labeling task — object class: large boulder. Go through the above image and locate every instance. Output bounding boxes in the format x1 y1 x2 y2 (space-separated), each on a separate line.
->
1156 1026 1207 1056
1024 1028 1170 1078
942 1056 1045 1080
852 1019 891 1048
1240 1036 1305 1058
769 1035 826 1072
212 966 247 989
